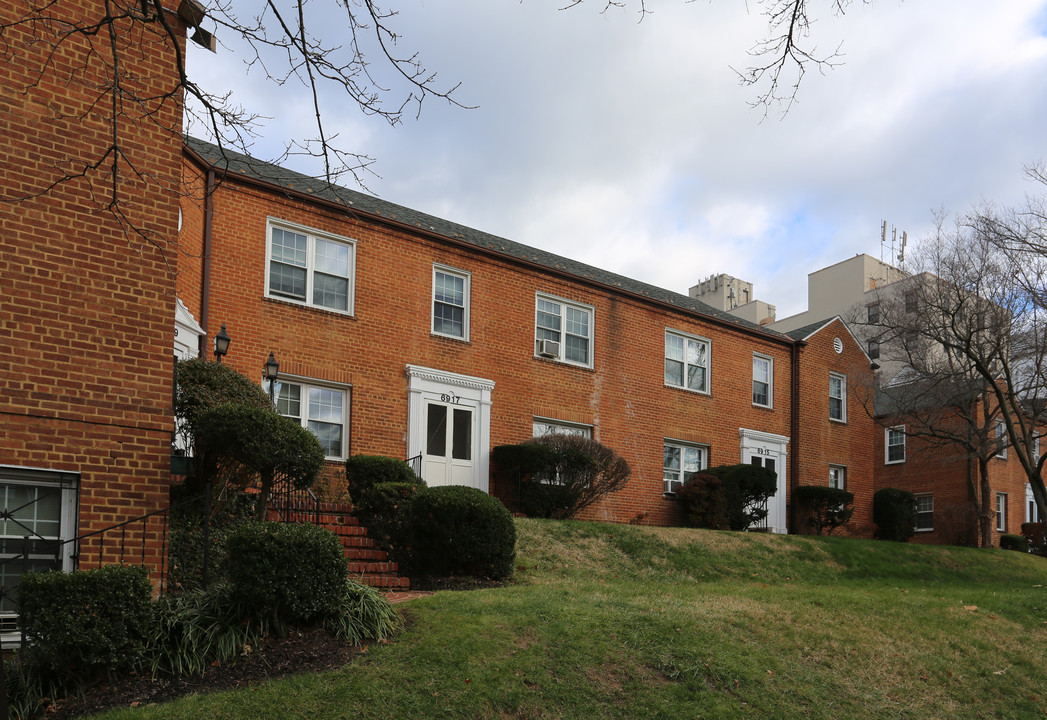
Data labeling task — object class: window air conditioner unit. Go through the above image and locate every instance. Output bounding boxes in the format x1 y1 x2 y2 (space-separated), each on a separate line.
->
537 339 560 358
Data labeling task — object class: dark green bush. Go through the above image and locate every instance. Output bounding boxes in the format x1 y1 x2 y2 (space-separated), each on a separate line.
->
676 472 730 530
225 521 347 632
167 490 255 592
873 488 917 542
19 565 153 682
406 486 516 580
1021 522 1045 553
146 585 254 677
999 534 1029 552
346 455 420 500
491 435 630 519
702 464 778 531
324 578 404 645
795 486 855 536
354 481 424 552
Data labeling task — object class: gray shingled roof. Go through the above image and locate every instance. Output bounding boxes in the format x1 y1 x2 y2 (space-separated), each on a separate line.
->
185 136 792 342
784 318 838 342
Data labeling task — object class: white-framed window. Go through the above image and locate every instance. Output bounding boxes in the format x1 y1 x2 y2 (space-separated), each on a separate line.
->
752 354 773 408
532 418 592 439
0 467 78 641
996 492 1008 533
535 293 594 367
914 493 934 531
995 420 1008 459
885 426 906 464
268 377 350 460
829 373 846 422
829 465 846 490
1034 435 1041 459
1027 484 1042 523
266 219 355 314
664 330 710 394
432 265 470 340
663 441 708 495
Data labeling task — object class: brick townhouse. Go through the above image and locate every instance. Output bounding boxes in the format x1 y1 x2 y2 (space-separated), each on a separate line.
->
176 138 881 531
0 0 190 635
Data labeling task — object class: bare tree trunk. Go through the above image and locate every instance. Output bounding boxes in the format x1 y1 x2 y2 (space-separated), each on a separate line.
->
977 456 993 548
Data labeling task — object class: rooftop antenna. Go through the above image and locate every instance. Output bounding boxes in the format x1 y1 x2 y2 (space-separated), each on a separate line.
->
880 221 907 267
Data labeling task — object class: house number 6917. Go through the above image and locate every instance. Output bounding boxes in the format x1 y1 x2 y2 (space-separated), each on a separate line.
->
440 393 460 404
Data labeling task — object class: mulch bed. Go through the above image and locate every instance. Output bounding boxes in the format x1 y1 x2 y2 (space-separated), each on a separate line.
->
47 627 361 720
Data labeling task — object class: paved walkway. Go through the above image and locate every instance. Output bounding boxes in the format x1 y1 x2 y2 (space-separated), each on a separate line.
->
383 590 435 604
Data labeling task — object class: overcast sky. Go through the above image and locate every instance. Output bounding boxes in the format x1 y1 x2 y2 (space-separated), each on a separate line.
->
186 0 1047 320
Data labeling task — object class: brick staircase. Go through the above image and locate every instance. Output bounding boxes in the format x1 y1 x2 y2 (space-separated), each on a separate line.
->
271 500 410 590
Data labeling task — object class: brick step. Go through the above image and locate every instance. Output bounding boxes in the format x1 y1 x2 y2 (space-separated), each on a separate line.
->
347 560 399 574
325 523 368 537
339 534 379 549
345 547 389 561
354 574 411 589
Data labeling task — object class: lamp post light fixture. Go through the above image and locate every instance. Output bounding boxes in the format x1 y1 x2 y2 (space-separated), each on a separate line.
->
213 323 231 362
264 351 280 407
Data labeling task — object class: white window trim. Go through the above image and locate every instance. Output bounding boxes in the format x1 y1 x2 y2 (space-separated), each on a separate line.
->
532 417 592 438
995 420 1008 460
266 374 351 460
752 353 773 408
885 425 906 464
663 439 709 495
431 264 471 341
829 372 847 423
664 329 711 395
829 464 846 490
534 293 595 369
996 492 1007 533
265 218 356 315
914 493 934 532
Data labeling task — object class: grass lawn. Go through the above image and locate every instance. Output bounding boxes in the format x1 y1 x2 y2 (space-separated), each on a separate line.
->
94 520 1047 719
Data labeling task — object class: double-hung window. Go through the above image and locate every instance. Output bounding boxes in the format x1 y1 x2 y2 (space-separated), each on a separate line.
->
432 265 470 340
885 426 906 464
829 465 846 489
914 493 934 531
269 378 350 460
752 354 773 408
996 492 1007 532
868 340 880 360
663 441 707 495
829 373 846 422
0 467 78 641
995 420 1008 459
267 220 355 313
535 294 594 367
664 331 710 393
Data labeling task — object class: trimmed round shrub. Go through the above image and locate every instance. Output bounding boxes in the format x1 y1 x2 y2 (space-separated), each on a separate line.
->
873 488 917 542
999 534 1029 552
224 521 347 630
676 472 729 530
794 485 855 536
19 565 153 681
701 464 778 531
346 455 421 500
406 486 516 580
355 481 425 552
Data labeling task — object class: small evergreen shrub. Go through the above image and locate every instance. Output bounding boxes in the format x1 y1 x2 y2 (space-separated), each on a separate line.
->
346 455 420 500
873 488 917 542
146 585 254 677
518 482 582 519
324 578 404 645
999 534 1028 552
794 486 855 536
19 565 153 682
1021 522 1045 553
702 464 778 531
355 481 424 552
676 472 730 530
225 521 347 632
406 486 516 580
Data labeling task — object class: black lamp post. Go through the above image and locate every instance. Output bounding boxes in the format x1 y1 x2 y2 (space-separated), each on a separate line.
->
213 323 231 362
264 351 280 407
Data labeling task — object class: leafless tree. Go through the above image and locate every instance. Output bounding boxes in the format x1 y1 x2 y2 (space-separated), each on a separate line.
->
855 211 1047 544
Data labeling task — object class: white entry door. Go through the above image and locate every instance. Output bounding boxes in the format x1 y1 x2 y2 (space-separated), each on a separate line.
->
740 428 789 533
424 400 474 487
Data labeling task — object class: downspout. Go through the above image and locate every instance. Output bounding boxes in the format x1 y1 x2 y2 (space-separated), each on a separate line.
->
198 168 216 356
789 339 800 534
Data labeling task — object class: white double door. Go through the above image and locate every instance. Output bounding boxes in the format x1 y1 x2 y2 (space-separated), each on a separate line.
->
740 428 789 533
406 365 494 491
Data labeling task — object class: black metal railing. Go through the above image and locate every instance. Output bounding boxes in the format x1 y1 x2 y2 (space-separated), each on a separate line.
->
407 454 422 479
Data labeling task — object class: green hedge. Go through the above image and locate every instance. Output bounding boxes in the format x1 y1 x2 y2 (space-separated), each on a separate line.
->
19 565 153 681
873 488 917 542
225 521 348 631
406 486 516 580
794 485 855 536
999 534 1028 552
346 455 420 500
676 473 729 530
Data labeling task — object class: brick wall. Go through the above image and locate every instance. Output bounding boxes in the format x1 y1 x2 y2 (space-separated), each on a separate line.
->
0 0 185 565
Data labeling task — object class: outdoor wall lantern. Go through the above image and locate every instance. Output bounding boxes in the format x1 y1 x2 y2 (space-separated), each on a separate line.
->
213 323 231 362
264 351 280 406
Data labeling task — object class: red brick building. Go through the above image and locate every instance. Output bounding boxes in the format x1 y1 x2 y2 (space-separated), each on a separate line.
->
0 0 190 633
176 138 881 533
